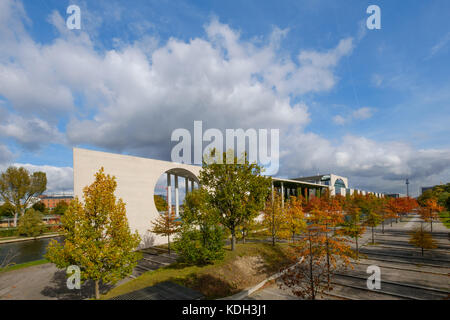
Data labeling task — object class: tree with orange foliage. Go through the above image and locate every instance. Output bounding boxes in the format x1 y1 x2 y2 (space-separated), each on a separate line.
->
397 197 419 221
385 198 402 227
150 210 180 254
315 195 352 290
280 196 352 299
419 198 443 232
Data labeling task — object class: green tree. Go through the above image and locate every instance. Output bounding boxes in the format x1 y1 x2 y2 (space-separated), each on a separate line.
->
52 201 68 215
46 167 141 299
360 195 382 244
17 208 46 237
199 150 271 251
174 188 225 264
31 201 49 214
0 166 47 227
0 202 15 217
154 195 168 212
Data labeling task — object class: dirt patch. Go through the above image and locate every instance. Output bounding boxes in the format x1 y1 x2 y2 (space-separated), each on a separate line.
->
185 255 270 298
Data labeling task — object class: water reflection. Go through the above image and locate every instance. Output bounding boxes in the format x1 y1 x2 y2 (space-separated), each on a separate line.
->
0 236 64 265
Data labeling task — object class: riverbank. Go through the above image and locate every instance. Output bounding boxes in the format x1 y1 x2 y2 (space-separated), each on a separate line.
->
0 232 62 244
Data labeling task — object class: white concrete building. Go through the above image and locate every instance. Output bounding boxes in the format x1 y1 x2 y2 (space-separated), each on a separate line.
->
73 148 201 247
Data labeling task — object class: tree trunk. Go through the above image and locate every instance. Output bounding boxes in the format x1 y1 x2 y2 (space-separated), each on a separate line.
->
167 234 171 255
272 211 275 246
309 231 315 300
372 226 374 244
326 230 330 291
421 247 424 256
231 228 236 251
95 280 100 299
13 213 18 227
430 220 433 233
355 236 359 260
382 220 384 234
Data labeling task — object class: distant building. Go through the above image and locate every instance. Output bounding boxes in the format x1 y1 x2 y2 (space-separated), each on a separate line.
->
39 195 73 209
421 186 435 195
386 193 407 199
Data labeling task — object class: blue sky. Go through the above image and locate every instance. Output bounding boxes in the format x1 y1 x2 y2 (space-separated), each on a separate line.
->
0 0 449 195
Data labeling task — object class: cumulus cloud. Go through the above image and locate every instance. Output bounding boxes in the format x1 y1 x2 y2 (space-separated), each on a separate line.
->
0 0 449 196
280 133 450 194
0 114 65 150
0 144 14 164
12 163 73 194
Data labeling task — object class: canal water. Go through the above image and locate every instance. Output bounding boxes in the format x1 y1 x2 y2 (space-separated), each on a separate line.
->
0 236 64 265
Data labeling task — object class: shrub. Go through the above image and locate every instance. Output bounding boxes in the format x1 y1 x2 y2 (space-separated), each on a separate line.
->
17 209 46 237
0 228 17 238
174 225 225 265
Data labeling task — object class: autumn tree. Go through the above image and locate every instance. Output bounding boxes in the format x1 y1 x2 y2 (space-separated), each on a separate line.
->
262 190 285 246
0 166 47 227
385 198 401 227
284 195 306 243
150 211 180 254
419 198 443 232
280 226 327 299
46 168 141 299
305 196 352 291
340 195 366 260
199 150 271 251
409 223 437 256
360 195 383 245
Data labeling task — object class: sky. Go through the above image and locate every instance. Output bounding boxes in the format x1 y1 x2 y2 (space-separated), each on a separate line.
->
0 0 449 196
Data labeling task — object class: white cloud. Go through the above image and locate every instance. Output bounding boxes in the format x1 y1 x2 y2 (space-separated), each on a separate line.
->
0 114 65 150
352 107 374 120
429 32 450 57
280 133 450 195
333 107 375 125
0 0 449 197
332 115 347 125
12 163 73 194
0 144 14 164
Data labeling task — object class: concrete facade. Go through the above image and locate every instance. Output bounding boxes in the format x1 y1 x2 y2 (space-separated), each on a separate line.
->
73 148 201 248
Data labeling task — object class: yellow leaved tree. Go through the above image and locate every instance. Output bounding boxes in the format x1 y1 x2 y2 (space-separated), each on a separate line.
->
46 167 141 299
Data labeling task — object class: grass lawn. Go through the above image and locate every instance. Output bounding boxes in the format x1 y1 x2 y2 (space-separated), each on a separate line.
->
0 259 49 274
438 211 450 228
102 242 291 300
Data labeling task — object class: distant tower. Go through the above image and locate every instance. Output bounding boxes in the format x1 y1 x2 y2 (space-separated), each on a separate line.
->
406 179 410 197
